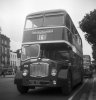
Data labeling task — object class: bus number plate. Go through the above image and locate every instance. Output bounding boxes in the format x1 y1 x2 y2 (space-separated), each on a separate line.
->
37 34 46 40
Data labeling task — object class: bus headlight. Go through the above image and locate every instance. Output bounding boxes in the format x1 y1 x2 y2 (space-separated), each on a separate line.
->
22 69 28 76
51 69 57 76
53 80 56 85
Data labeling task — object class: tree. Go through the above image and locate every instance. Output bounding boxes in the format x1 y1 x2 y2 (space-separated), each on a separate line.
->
79 9 96 60
92 44 96 60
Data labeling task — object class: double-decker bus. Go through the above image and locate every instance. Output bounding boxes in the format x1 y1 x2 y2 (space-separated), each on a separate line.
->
14 9 83 95
83 55 91 68
83 55 92 77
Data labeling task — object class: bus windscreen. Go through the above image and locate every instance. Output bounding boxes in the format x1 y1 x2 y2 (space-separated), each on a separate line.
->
21 44 40 61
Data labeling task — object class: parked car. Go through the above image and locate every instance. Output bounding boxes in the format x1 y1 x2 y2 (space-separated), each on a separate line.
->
5 71 13 75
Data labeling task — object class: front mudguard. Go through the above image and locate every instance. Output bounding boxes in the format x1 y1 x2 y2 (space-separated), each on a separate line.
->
57 69 68 86
58 69 68 79
14 71 23 85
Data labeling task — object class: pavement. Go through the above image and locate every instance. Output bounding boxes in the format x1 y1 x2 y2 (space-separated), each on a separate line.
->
6 75 15 78
0 74 15 78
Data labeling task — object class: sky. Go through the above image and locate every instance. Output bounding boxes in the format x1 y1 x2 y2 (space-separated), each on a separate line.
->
0 0 96 60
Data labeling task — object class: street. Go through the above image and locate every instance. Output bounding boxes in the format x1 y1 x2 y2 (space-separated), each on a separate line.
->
0 74 96 100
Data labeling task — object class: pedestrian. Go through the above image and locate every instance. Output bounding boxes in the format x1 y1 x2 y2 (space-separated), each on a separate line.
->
1 70 5 77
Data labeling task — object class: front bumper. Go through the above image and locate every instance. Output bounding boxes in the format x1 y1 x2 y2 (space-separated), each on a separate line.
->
14 68 68 87
14 70 57 87
14 78 58 87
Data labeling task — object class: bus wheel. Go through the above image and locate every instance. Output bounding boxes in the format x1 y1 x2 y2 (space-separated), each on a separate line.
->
61 73 72 95
16 84 29 94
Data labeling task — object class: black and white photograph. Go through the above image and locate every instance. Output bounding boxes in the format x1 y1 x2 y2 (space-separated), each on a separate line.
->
0 0 96 100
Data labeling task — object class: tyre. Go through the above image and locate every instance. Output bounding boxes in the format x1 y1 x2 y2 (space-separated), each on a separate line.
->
16 84 29 94
61 73 72 95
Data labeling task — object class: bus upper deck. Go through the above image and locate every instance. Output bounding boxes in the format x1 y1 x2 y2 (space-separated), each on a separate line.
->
22 9 83 57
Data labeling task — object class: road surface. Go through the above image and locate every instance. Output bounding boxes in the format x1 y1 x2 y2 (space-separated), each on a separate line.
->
0 74 96 100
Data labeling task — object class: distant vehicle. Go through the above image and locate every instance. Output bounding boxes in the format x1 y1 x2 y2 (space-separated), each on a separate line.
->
5 71 13 75
83 55 93 78
14 9 83 95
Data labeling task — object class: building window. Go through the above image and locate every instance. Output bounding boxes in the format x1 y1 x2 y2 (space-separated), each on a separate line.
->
5 47 7 54
11 61 12 66
5 56 7 63
2 46 4 53
14 61 15 66
5 40 7 45
2 56 5 63
2 39 3 44
2 56 4 62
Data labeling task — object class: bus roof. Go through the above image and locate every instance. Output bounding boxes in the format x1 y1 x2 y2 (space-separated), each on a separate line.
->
83 55 91 59
27 9 67 18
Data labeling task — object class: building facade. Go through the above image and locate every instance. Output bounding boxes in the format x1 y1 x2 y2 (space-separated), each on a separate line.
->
15 49 21 69
10 51 17 73
10 49 21 73
0 33 10 73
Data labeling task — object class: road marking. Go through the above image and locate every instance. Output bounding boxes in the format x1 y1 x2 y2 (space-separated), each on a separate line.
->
68 79 88 100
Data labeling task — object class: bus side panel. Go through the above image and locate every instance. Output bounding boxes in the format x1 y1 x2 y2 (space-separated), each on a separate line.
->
71 52 83 86
14 70 23 85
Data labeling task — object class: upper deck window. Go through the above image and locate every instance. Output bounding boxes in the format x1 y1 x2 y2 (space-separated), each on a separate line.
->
44 14 64 26
25 16 43 29
25 14 64 29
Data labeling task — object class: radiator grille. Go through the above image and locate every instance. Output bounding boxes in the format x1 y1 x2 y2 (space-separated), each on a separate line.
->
30 62 49 77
